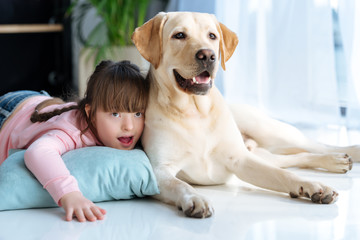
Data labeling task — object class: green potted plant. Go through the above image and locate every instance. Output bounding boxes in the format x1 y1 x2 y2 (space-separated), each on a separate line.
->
68 0 150 96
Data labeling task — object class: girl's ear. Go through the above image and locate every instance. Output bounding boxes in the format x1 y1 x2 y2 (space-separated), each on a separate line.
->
85 104 91 118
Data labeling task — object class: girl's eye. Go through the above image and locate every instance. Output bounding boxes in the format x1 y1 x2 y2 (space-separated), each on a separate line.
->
112 113 120 118
134 112 143 118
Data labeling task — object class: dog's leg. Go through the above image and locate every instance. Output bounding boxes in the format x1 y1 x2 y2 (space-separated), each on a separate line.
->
226 151 338 203
296 144 360 163
230 104 360 162
152 166 214 218
249 146 353 173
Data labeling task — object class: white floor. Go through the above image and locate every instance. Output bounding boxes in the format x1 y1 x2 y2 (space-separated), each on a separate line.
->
1 127 360 240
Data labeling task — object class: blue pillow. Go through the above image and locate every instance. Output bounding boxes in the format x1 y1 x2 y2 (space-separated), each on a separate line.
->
0 147 159 211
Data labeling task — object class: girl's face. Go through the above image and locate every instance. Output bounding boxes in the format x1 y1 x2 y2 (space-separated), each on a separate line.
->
92 108 145 150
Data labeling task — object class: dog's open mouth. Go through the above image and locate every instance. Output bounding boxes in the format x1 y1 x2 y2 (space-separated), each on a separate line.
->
174 70 213 95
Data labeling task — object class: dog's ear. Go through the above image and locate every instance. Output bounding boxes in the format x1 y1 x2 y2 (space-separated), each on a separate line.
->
132 12 167 69
217 22 239 70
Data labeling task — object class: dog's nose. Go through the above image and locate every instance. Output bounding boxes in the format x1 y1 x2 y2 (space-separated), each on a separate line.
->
196 49 216 66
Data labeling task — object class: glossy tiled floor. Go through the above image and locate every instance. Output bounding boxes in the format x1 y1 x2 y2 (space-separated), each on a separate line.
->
1 127 360 240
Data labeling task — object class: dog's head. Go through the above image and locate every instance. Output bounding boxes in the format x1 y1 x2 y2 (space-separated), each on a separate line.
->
132 12 238 95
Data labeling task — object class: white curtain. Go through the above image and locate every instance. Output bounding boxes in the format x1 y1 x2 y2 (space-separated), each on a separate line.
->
338 0 360 128
214 0 360 128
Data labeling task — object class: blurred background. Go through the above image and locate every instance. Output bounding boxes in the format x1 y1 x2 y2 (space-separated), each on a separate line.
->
0 0 72 98
0 0 359 144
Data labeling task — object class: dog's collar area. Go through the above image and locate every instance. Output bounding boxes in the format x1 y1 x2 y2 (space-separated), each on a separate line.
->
173 70 212 95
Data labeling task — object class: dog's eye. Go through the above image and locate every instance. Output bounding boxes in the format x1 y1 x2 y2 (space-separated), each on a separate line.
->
173 32 186 39
209 33 217 40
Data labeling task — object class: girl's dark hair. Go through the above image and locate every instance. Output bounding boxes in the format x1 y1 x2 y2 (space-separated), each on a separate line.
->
31 60 149 138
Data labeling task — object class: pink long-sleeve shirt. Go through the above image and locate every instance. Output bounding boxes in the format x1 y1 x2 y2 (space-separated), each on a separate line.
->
0 96 100 205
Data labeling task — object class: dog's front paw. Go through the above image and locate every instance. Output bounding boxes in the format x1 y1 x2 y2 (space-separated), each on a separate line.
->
177 194 214 218
289 182 338 204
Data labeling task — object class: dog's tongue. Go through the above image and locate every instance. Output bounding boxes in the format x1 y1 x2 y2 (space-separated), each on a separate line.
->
193 72 211 84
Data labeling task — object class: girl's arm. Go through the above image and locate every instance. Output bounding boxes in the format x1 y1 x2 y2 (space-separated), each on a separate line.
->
24 130 106 222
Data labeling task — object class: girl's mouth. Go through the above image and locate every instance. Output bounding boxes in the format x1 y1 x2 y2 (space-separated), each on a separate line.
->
118 136 134 146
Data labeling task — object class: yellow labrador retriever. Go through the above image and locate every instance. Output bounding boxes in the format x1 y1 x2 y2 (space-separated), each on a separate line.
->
132 12 358 218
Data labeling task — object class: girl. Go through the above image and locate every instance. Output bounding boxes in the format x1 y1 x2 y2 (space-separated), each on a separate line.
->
0 60 149 222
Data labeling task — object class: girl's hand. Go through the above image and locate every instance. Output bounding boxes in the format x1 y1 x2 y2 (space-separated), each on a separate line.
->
60 192 107 222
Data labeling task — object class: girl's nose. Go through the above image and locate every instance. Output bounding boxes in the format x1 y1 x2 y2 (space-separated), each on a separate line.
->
121 114 134 131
